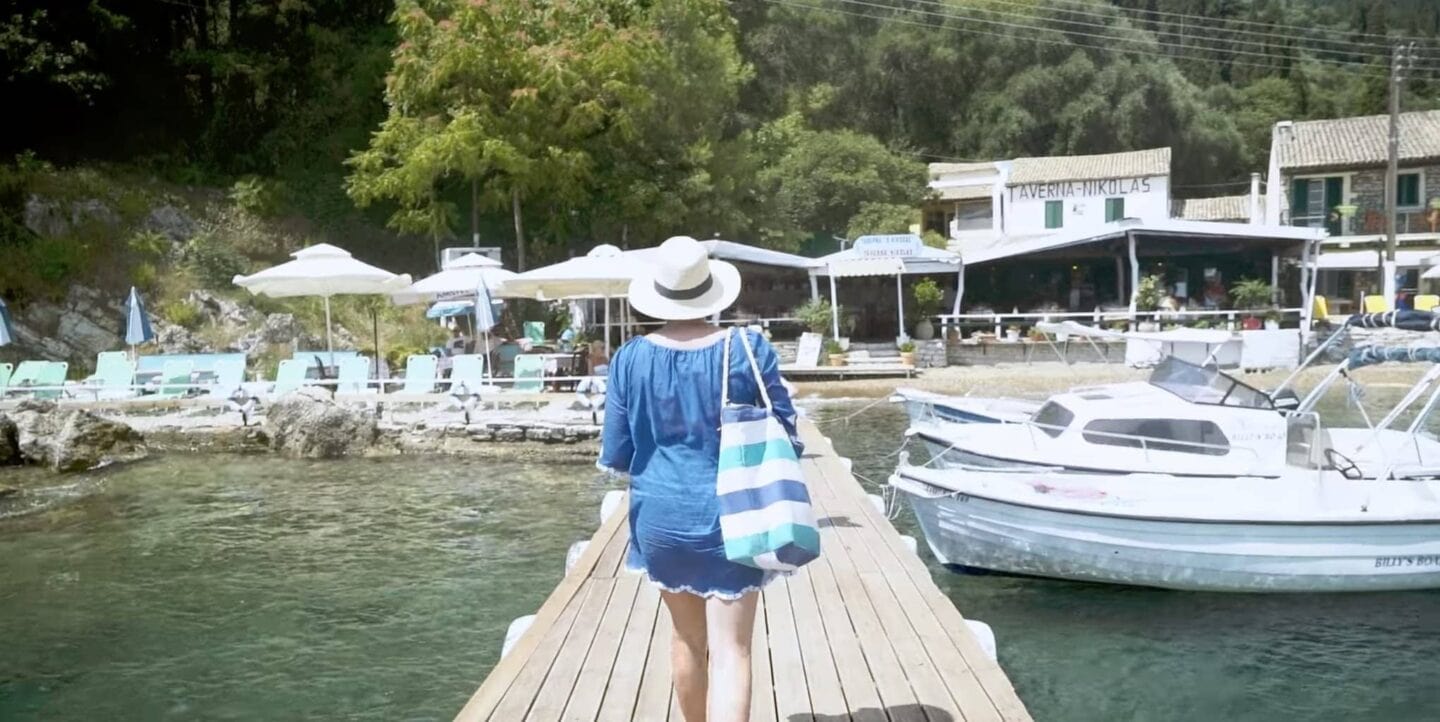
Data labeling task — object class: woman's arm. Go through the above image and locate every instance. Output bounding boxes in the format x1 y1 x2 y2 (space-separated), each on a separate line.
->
750 331 805 455
597 345 634 475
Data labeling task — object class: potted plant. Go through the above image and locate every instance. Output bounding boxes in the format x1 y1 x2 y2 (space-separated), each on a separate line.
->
823 338 847 367
1134 274 1166 332
898 339 916 366
1027 327 1048 342
1264 308 1283 330
1004 325 1021 342
911 278 943 340
1229 278 1274 331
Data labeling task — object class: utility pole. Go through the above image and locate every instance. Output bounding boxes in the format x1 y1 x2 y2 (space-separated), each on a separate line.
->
1383 42 1417 304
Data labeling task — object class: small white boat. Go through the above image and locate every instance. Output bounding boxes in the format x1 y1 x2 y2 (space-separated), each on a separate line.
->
890 463 1440 592
891 387 1039 426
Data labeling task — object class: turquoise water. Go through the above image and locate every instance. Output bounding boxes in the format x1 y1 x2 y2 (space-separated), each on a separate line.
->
0 456 614 721
812 402 1440 722
2 398 1439 721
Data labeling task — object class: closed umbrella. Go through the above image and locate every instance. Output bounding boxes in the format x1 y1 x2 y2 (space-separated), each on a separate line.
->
233 243 411 365
0 297 15 348
122 286 155 359
474 277 499 378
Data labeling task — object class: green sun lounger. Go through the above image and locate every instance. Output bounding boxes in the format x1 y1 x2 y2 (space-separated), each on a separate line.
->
335 356 374 395
206 359 247 399
449 354 490 395
523 321 545 345
400 355 438 395
86 351 136 400
271 359 309 398
512 354 545 393
6 361 47 396
0 363 11 393
155 360 194 398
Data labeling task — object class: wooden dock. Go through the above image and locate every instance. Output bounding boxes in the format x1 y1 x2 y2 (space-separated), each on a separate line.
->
454 419 1032 722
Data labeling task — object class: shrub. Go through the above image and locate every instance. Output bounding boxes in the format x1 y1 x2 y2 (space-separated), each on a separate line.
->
912 278 943 318
229 176 284 217
1230 278 1274 311
158 298 201 329
792 299 834 335
185 232 250 286
822 338 844 355
898 340 916 352
1134 274 1167 311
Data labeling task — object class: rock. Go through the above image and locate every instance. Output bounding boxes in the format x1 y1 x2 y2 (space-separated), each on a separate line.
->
0 486 16 500
0 415 20 466
153 323 204 354
144 204 197 243
70 199 120 230
495 426 525 442
264 387 379 459
8 400 148 472
23 195 68 237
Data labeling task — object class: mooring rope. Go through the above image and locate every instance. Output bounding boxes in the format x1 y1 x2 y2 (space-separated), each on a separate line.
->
809 395 891 426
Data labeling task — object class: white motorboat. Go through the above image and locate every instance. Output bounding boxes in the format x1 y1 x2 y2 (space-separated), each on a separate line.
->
911 357 1295 477
889 311 1440 592
891 387 1039 426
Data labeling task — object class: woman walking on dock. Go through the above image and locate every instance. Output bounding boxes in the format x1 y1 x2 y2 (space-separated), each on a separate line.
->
599 236 803 722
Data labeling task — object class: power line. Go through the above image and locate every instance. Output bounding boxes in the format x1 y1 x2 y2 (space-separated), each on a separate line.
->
761 0 1401 77
971 0 1439 60
786 0 1440 74
1050 0 1440 47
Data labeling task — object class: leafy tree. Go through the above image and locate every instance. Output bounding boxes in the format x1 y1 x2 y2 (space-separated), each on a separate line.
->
846 202 919 239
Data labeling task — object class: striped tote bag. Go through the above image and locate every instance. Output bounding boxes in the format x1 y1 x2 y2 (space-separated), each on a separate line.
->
716 329 821 571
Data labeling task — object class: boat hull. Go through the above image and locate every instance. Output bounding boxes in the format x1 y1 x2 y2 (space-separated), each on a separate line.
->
902 485 1440 592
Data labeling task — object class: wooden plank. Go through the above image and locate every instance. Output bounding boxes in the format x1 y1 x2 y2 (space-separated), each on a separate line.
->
806 530 886 722
858 571 965 722
524 578 619 721
455 499 629 722
750 588 778 722
765 577 813 721
806 442 1030 722
485 581 598 722
788 571 850 719
632 603 674 721
810 493 926 722
595 582 663 722
562 575 643 722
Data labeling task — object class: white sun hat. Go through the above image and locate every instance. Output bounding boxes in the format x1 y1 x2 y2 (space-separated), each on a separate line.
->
628 236 741 321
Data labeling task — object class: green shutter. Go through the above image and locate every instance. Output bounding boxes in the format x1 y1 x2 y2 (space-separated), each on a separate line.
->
1045 200 1063 229
1105 197 1124 222
1324 177 1344 236
1398 173 1421 207
1290 179 1308 225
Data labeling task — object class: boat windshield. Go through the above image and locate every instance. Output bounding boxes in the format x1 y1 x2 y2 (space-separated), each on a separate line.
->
1147 357 1273 410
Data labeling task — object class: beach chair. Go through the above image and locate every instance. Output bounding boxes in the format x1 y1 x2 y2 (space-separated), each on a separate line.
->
401 354 439 395
449 354 490 394
155 360 194 398
271 359 309 398
85 351 136 400
512 354 545 393
1415 295 1439 312
205 359 247 399
335 356 375 395
6 361 47 396
524 321 545 344
0 363 11 393
1363 295 1390 313
494 342 522 377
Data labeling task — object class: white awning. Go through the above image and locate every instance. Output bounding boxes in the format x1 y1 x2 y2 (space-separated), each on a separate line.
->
1036 320 1234 345
1316 249 1437 271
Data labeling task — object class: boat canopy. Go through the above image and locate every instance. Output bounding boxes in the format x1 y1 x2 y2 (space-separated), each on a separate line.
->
1036 320 1233 345
1348 346 1440 369
1346 310 1440 332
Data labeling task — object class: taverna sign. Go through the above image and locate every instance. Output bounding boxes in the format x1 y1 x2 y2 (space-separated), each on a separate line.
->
853 234 923 258
1009 176 1154 202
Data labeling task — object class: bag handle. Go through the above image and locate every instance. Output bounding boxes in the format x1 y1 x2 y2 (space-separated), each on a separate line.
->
720 327 772 409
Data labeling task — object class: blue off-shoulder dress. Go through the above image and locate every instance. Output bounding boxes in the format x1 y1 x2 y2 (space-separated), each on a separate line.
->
598 329 803 599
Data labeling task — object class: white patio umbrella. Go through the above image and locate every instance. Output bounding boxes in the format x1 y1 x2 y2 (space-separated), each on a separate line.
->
233 243 411 364
392 253 517 305
496 244 649 355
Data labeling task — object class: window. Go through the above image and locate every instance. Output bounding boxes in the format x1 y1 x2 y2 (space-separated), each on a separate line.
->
1044 200 1063 229
1105 197 1125 222
1031 402 1074 438
953 200 993 232
1082 418 1230 456
1398 172 1422 208
1290 176 1344 235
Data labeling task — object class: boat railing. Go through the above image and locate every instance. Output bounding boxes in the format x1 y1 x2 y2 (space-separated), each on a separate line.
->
1019 419 1264 469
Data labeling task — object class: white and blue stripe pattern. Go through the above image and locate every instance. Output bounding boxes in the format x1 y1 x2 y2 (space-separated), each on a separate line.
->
123 286 154 346
716 329 820 571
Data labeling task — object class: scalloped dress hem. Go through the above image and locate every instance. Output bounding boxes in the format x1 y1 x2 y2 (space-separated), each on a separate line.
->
624 562 780 601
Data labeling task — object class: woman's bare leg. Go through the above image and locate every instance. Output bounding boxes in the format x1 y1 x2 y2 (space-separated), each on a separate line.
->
706 591 759 722
662 590 709 722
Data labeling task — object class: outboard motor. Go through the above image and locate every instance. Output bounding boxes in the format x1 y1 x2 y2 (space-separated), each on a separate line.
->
1271 388 1301 413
